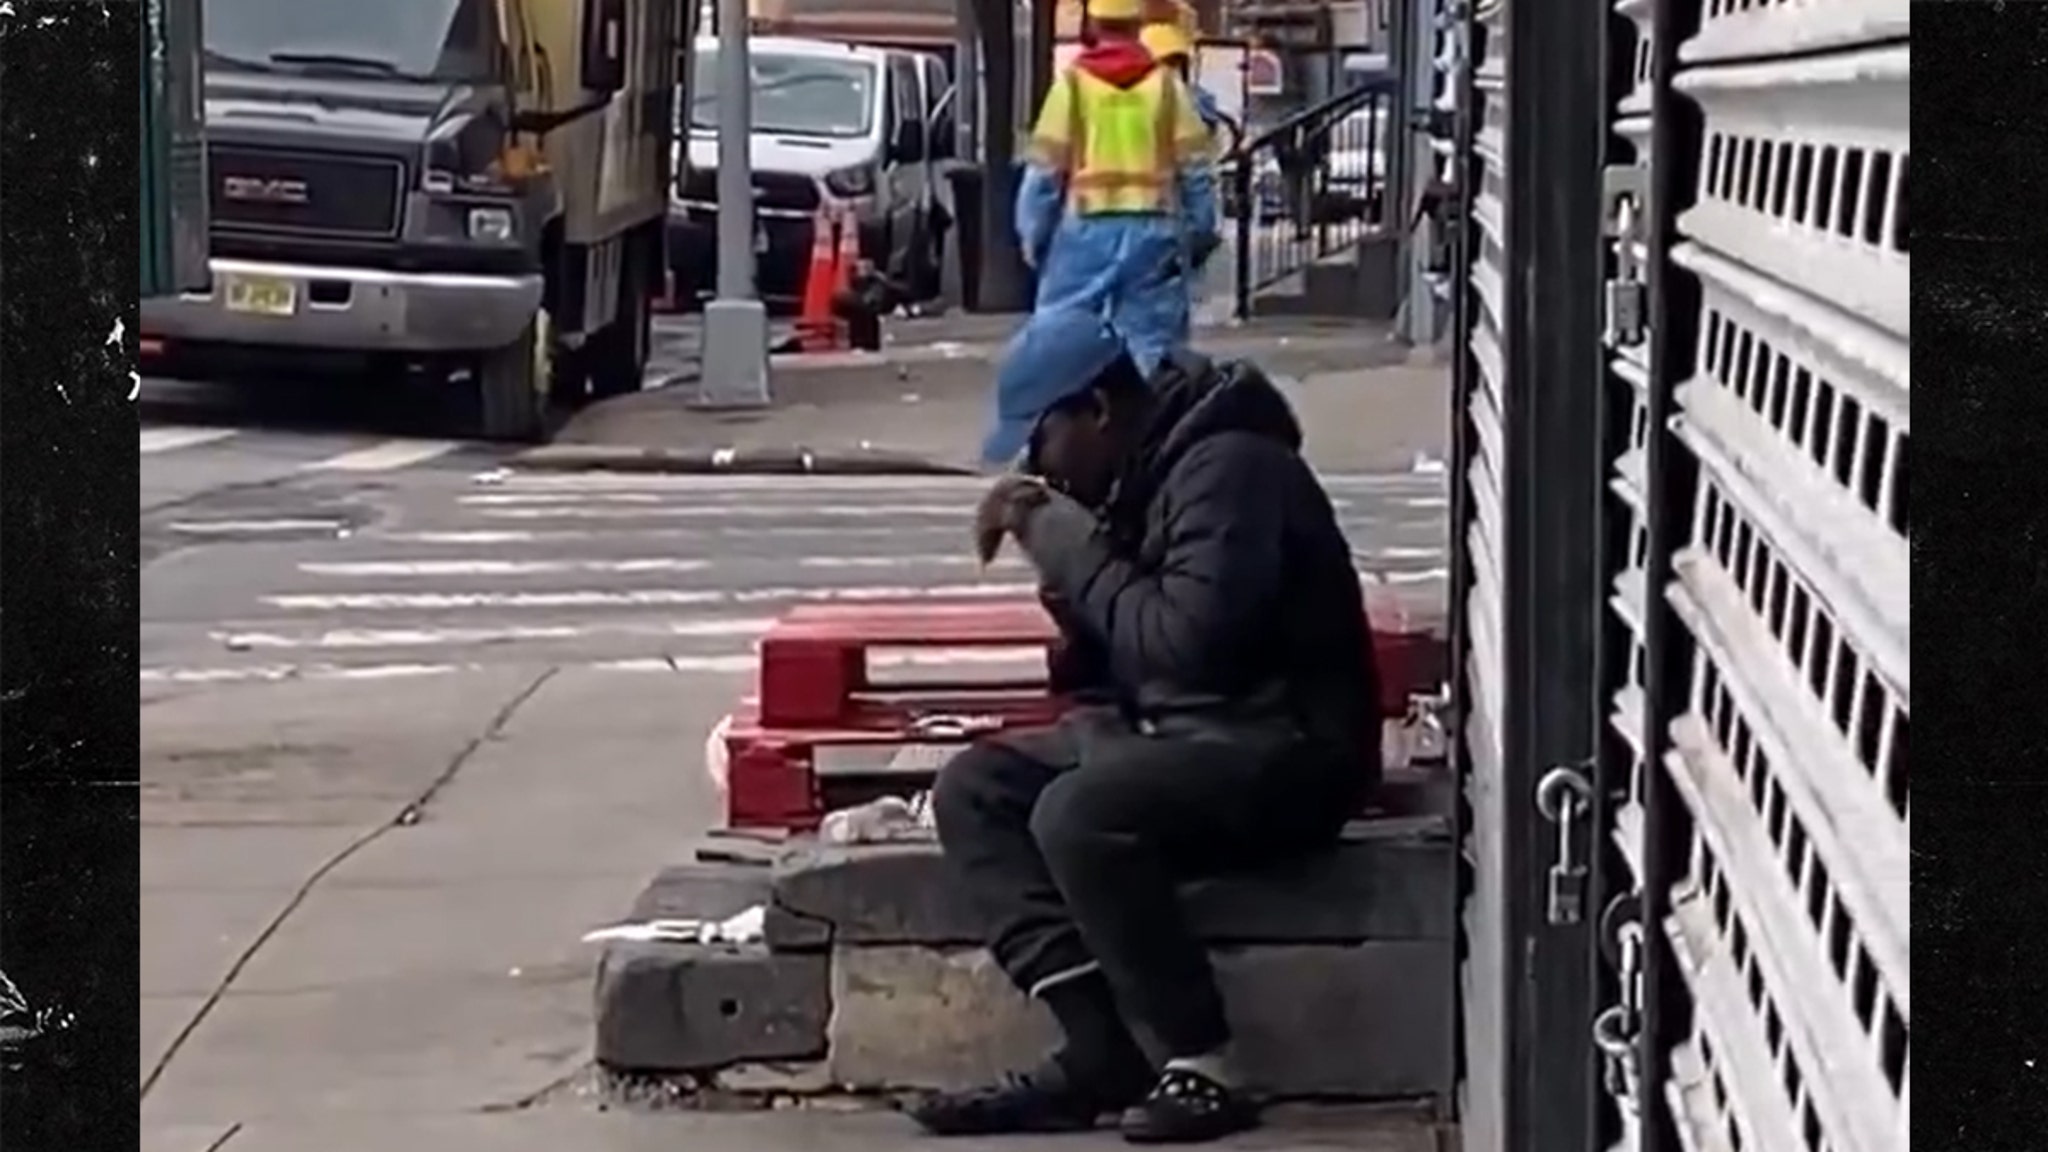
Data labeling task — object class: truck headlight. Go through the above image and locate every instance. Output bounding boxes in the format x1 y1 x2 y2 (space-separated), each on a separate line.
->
823 165 875 199
468 206 516 242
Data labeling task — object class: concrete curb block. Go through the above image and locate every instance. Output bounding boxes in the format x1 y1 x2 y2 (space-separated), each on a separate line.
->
514 443 983 477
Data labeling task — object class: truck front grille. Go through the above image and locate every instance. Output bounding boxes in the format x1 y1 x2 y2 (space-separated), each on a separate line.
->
209 146 406 240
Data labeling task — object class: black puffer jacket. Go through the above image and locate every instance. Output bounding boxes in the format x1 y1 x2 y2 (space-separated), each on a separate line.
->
1018 352 1380 782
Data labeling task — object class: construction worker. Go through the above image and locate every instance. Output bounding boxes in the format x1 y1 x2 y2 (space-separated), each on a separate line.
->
1014 0 1218 375
1138 19 1233 316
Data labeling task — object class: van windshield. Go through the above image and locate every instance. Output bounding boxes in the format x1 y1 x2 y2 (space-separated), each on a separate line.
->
201 0 498 83
689 50 878 139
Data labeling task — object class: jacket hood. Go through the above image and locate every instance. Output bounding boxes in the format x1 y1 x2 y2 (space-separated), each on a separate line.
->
1145 351 1303 459
1107 351 1303 515
1070 39 1159 90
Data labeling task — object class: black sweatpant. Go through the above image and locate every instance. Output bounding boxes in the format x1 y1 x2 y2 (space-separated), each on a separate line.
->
929 708 1354 1061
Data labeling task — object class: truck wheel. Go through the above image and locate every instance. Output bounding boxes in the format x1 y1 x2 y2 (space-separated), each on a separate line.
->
469 313 551 443
585 243 653 400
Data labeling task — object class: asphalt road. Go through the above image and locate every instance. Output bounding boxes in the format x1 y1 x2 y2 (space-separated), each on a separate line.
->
142 440 1448 685
138 392 1448 1151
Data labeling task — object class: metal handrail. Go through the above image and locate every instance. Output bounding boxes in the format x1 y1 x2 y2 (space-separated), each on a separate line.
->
1229 80 1393 318
1235 80 1385 160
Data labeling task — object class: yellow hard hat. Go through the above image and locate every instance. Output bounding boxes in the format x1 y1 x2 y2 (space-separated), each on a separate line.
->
1085 0 1147 24
1140 21 1194 62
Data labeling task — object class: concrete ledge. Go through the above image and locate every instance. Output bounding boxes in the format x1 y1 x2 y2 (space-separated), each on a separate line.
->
826 944 1057 1090
827 942 1453 1098
627 857 779 922
514 443 979 476
593 942 829 1073
768 816 1454 952
594 937 1454 1101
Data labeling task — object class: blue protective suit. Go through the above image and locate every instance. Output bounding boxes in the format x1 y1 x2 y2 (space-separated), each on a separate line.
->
1191 82 1223 135
1013 56 1220 376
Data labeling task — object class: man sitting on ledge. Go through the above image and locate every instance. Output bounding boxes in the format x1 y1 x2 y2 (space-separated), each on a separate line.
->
910 310 1381 1144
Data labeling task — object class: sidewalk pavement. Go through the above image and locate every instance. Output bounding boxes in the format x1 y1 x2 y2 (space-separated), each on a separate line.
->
142 667 731 1140
551 316 1449 476
150 1101 1444 1152
142 663 1447 1152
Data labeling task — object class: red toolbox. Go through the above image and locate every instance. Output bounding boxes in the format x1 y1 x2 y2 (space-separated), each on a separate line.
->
720 592 1446 831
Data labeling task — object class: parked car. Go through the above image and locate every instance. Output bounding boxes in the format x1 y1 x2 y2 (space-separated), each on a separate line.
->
667 37 943 311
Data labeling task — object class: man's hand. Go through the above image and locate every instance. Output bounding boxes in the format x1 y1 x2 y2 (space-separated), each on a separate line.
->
973 475 1051 565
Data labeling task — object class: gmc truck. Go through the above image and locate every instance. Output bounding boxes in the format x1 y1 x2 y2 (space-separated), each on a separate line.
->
140 0 696 441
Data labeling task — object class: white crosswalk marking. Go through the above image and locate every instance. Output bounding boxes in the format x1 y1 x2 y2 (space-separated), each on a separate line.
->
295 557 716 578
170 518 350 537
140 422 477 474
141 468 1453 683
140 426 237 454
261 581 1043 612
303 439 465 473
212 617 781 651
140 645 1058 684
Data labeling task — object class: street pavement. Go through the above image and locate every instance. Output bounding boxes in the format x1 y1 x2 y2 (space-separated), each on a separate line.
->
140 382 1448 1151
142 457 1448 685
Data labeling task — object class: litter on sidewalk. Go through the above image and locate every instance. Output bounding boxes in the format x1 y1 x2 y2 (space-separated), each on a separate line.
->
818 790 936 845
582 904 766 946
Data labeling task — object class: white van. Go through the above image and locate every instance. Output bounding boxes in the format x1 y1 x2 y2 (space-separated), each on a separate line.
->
668 37 941 308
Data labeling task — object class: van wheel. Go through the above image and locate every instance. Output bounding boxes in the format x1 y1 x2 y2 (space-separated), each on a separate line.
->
468 312 552 443
586 242 653 400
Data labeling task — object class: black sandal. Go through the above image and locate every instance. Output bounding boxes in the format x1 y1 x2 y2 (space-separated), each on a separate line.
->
906 1056 1143 1136
1118 1066 1260 1144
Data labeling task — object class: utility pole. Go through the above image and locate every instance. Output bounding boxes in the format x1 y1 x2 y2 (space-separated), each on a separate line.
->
1395 0 1442 346
954 9 980 162
695 0 771 408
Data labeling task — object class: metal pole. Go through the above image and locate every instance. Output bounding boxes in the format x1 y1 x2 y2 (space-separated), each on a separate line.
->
955 5 981 162
695 0 771 408
1396 0 1440 345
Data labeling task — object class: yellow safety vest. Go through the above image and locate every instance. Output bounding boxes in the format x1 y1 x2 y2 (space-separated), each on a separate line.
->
1026 65 1212 216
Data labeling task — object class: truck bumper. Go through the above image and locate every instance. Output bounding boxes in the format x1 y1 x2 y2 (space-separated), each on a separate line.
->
139 257 542 354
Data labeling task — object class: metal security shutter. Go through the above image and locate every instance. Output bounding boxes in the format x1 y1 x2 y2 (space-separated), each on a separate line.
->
1424 0 1461 312
1628 3 1910 1150
1590 0 1656 1146
1449 1 1507 1148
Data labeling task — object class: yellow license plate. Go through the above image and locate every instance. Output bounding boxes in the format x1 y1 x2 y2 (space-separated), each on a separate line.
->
223 276 298 317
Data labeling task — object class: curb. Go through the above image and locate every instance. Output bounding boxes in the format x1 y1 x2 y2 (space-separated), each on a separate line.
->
513 443 983 477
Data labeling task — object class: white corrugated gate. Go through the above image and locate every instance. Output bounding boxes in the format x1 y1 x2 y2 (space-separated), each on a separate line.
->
1632 2 1909 1147
1450 0 1908 1149
1453 0 1510 1148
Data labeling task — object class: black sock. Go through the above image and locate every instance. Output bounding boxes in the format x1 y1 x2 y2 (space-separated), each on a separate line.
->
1039 969 1152 1095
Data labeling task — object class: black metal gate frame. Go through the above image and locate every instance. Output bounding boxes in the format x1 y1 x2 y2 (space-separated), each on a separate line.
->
1446 0 1616 1148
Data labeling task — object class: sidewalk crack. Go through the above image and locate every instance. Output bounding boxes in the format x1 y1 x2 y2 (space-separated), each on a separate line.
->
139 667 560 1100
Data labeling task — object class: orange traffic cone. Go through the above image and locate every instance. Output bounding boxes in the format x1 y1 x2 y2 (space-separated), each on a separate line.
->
793 206 846 352
832 210 862 303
